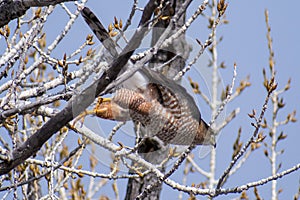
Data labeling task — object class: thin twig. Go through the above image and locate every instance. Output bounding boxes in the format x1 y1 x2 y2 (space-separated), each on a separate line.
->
216 73 276 189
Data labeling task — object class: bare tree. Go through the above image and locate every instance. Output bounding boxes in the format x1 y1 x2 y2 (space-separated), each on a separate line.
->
0 0 299 199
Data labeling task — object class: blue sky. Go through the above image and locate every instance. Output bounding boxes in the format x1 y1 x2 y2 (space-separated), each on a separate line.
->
83 1 300 199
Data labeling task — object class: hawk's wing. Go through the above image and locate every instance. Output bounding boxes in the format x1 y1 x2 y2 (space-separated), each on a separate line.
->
121 67 201 122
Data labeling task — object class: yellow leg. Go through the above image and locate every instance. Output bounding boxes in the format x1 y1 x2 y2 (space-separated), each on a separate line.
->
72 97 113 127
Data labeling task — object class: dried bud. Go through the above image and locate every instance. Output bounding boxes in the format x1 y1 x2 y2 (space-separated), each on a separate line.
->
76 56 83 65
63 53 67 65
220 61 226 69
188 77 200 94
184 167 189 175
78 138 82 145
261 118 267 128
86 48 94 56
24 56 28 64
87 40 95 45
251 142 261 151
35 7 42 18
217 0 228 16
114 16 119 29
168 148 174 157
77 172 84 178
58 60 64 67
29 76 35 83
53 100 60 107
90 155 98 169
277 98 285 108
119 19 123 29
287 110 297 123
223 19 229 24
264 149 269 157
256 132 266 143
5 25 10 37
217 0 223 12
248 109 256 118
284 78 291 91
109 31 118 37
108 23 113 32
86 34 94 45
161 16 170 21
237 77 251 94
38 33 46 48
277 132 287 141
112 182 118 193
240 191 248 199
269 58 274 69
269 131 273 137
269 82 278 92
11 69 14 77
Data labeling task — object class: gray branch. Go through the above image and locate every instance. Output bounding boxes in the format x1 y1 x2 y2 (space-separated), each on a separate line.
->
0 0 75 28
0 0 156 176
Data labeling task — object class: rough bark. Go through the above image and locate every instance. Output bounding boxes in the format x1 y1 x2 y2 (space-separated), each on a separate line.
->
0 0 75 28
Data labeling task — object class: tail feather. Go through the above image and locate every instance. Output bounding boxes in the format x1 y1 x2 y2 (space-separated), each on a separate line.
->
194 119 216 147
81 7 119 57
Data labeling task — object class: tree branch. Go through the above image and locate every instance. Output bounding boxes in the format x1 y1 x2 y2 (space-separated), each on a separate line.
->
0 0 76 28
0 0 156 175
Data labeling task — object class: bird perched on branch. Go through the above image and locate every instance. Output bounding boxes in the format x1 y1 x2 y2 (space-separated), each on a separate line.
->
78 6 215 147
97 68 215 146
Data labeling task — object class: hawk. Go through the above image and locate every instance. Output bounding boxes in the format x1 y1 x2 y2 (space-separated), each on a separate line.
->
97 68 215 146
80 7 215 147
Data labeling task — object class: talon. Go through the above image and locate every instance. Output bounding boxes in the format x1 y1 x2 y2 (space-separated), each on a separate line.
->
73 96 128 125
